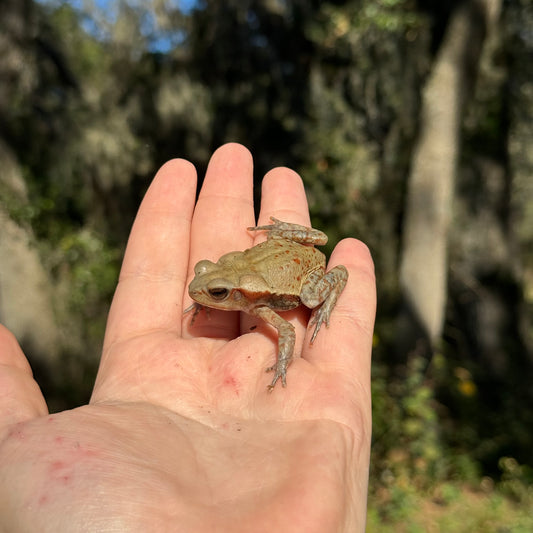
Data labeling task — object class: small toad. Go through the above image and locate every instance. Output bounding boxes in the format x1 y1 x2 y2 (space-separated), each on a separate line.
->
186 218 348 390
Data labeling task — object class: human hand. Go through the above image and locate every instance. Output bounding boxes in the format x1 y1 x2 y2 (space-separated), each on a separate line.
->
0 143 376 532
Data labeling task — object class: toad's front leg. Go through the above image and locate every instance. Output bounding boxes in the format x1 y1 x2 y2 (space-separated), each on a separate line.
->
251 306 295 391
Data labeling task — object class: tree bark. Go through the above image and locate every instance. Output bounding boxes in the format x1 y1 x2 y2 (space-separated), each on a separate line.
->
399 0 501 345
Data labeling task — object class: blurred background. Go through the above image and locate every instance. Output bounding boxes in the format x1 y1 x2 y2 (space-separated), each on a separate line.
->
1 0 532 529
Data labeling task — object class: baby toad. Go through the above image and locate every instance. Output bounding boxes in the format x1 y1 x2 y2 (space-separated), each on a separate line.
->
186 217 348 390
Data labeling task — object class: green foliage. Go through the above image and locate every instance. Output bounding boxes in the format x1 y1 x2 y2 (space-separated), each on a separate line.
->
370 354 533 529
46 229 120 411
48 3 111 79
297 0 428 279
367 478 533 532
371 354 446 516
51 229 120 311
498 457 533 503
370 350 533 528
0 179 53 228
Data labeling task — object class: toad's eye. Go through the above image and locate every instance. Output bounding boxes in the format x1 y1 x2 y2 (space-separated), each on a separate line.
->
208 287 229 300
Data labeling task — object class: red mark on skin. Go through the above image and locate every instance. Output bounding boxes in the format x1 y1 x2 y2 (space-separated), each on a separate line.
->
81 448 99 458
7 427 25 440
38 494 49 506
54 436 64 444
50 460 65 472
49 461 72 484
223 375 240 396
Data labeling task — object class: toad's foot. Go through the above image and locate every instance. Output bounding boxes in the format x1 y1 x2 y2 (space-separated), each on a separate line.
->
183 302 208 325
266 361 287 391
248 217 328 246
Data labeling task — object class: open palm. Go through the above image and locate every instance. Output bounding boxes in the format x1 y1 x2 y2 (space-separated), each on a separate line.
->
0 144 375 532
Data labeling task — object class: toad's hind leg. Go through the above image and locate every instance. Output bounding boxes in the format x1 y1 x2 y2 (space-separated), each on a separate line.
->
248 217 328 246
251 306 295 390
300 265 348 343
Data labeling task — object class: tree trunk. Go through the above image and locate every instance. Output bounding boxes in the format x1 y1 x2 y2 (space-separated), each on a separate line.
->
399 0 501 346
0 142 60 364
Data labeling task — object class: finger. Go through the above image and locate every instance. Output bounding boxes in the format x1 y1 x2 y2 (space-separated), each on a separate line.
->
0 325 48 427
103 158 197 349
185 143 255 339
255 167 311 230
303 238 376 390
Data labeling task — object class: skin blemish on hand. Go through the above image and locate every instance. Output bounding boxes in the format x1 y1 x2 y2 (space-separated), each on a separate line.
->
49 460 72 484
42 441 101 495
50 460 65 471
223 374 240 395
7 427 25 441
